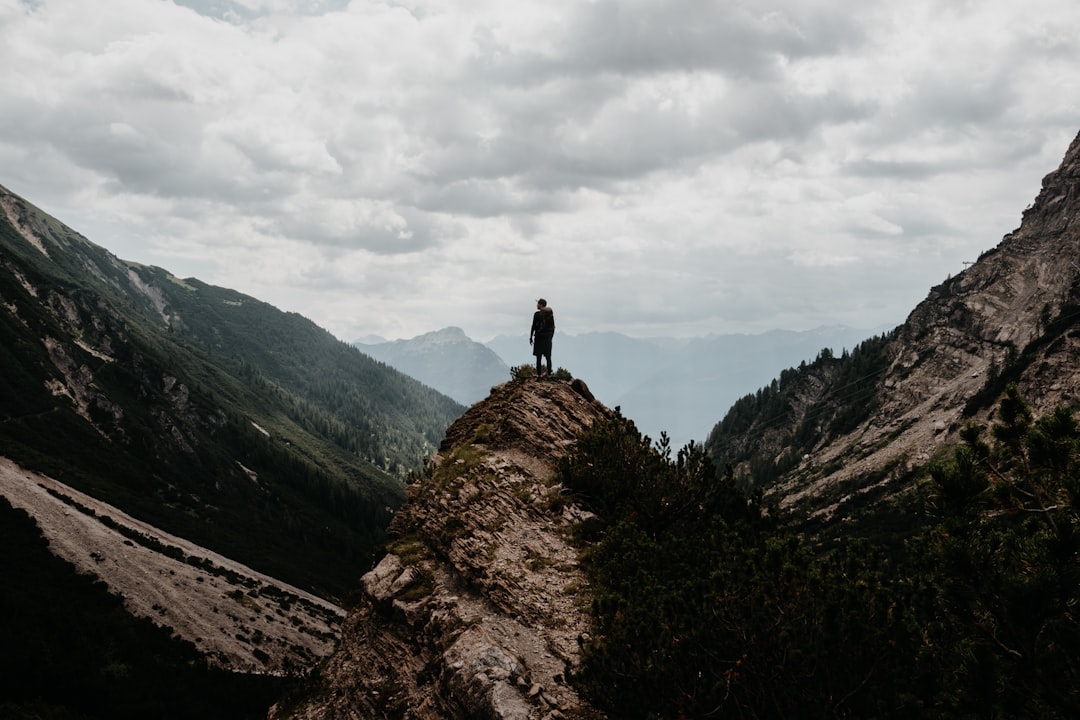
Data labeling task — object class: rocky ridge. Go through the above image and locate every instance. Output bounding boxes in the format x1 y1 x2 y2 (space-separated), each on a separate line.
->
764 130 1080 519
279 377 610 720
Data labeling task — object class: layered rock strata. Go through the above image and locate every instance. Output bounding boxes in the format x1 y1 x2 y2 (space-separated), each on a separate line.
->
280 377 610 720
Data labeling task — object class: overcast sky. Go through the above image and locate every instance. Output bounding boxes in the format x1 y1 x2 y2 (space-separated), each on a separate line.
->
2 0 1078 342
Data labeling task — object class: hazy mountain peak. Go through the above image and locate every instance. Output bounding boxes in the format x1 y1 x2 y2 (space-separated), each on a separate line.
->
353 333 388 344
354 327 509 405
411 325 469 343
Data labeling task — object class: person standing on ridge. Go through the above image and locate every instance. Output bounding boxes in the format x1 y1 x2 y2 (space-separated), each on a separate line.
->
529 298 555 377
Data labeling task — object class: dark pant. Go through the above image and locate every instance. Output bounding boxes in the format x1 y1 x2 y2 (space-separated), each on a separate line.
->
533 335 552 374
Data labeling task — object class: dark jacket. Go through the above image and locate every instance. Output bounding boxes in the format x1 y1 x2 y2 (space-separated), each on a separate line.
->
531 307 555 357
531 306 555 339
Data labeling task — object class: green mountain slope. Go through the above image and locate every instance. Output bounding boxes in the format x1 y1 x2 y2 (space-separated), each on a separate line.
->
0 184 463 598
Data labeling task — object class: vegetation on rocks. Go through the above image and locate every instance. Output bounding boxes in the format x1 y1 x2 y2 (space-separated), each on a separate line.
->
704 332 896 488
561 389 1079 719
510 363 573 381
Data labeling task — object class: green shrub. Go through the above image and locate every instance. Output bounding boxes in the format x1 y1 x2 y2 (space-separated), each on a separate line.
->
562 391 1080 718
510 364 573 381
510 364 536 380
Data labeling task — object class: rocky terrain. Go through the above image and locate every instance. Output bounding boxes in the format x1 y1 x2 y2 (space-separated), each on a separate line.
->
758 130 1080 520
279 376 610 720
0 456 345 674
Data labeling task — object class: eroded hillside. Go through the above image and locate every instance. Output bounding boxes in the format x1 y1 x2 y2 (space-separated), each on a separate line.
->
0 456 344 673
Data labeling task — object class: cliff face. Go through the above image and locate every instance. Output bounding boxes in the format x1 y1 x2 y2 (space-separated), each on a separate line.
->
763 131 1080 519
281 377 610 720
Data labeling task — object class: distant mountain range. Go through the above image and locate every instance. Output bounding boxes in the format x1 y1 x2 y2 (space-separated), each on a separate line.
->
355 327 509 406
361 325 886 449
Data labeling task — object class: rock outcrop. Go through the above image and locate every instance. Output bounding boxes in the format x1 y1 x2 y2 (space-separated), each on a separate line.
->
279 377 611 720
762 130 1080 519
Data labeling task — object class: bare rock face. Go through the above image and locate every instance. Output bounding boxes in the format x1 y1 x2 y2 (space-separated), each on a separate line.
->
769 130 1080 519
278 377 611 720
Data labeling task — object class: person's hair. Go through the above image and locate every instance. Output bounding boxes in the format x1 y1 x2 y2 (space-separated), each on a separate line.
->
537 298 547 307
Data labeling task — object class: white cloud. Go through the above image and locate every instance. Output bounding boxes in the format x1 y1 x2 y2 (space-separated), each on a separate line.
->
1 0 1079 343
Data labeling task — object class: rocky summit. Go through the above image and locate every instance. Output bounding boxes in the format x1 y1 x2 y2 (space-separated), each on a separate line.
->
278 376 610 720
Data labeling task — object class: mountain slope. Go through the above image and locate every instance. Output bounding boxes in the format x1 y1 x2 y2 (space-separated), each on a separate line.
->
0 183 463 599
706 129 1080 525
355 326 509 405
1 457 343 673
0 495 292 719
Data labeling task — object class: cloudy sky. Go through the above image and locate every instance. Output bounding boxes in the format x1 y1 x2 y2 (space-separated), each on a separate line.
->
2 0 1078 343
